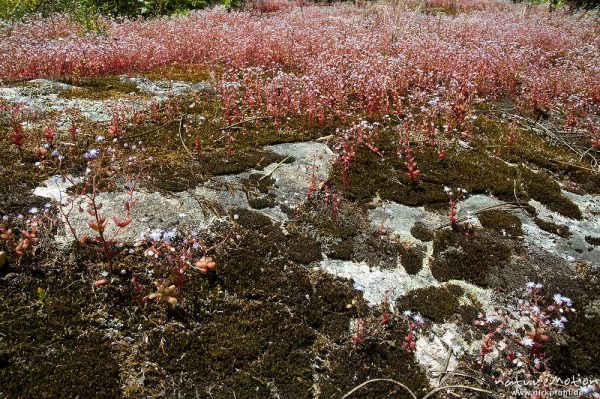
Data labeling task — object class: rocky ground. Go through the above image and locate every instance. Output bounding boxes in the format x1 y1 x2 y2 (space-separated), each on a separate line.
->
0 74 599 398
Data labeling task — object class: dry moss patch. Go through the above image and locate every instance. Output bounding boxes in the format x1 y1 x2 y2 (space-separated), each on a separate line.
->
431 229 514 287
474 113 600 195
398 243 425 274
478 210 523 237
335 132 581 220
58 75 140 100
584 235 600 246
533 217 571 237
396 285 463 323
410 222 435 242
143 64 215 83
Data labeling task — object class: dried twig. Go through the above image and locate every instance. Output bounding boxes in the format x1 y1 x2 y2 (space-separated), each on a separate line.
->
260 156 291 180
435 203 521 230
119 118 178 141
341 379 417 399
219 115 272 131
430 370 487 385
178 113 193 160
422 384 496 399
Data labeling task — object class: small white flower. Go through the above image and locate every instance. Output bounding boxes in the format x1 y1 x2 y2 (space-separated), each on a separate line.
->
29 207 39 214
412 314 424 323
580 385 595 395
403 310 412 318
163 230 177 242
520 337 534 347
551 319 565 329
95 135 105 142
148 229 162 241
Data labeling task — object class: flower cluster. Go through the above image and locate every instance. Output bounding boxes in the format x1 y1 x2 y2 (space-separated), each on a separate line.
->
137 228 229 305
349 291 425 354
1 3 598 148
475 283 583 395
0 207 53 263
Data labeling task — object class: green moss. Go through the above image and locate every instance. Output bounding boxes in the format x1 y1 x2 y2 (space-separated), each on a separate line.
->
147 301 316 397
335 133 522 207
0 137 51 215
459 304 482 325
353 233 403 269
0 275 120 398
143 63 215 83
533 217 571 237
431 229 513 287
396 285 462 323
320 334 431 398
247 195 277 209
478 210 523 237
398 243 425 275
58 75 140 100
331 238 354 260
584 236 600 246
297 198 365 239
474 114 600 195
410 222 435 242
520 168 582 220
285 230 323 264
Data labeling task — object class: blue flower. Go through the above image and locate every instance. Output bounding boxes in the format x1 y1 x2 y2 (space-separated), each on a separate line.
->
84 148 100 158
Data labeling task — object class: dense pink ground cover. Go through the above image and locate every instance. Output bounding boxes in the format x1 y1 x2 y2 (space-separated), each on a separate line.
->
1 1 599 141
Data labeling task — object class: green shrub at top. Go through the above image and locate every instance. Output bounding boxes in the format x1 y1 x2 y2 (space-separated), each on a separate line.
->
0 0 238 21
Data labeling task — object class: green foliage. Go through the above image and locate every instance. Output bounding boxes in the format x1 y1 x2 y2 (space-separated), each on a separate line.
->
86 0 220 17
0 0 44 20
0 0 235 21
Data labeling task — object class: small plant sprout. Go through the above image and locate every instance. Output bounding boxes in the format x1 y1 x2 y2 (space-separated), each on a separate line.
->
148 281 178 305
445 186 467 231
401 310 424 353
138 227 231 304
404 154 420 184
54 132 150 269
0 210 51 264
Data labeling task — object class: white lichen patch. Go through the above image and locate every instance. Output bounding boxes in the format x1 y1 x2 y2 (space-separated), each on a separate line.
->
317 258 439 305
